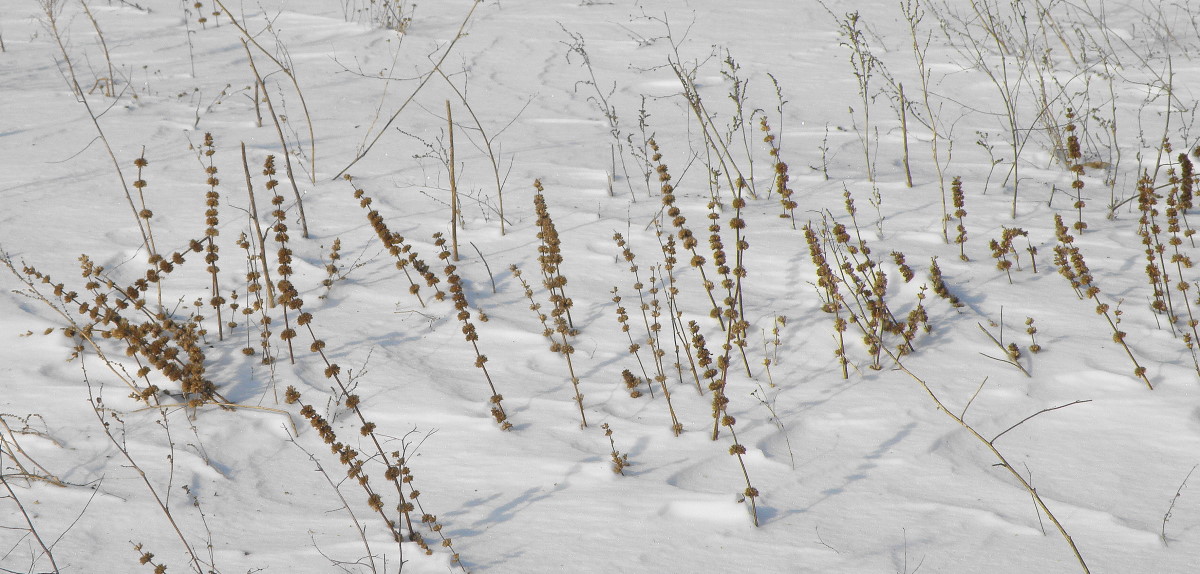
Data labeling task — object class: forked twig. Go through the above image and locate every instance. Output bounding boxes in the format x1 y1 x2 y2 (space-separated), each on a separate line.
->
1162 464 1197 545
0 416 65 487
0 465 61 573
959 377 988 420
991 400 1092 444
288 436 379 573
81 360 207 574
977 322 1031 377
242 41 310 238
214 0 317 183
886 349 1091 574
334 1 482 179
469 241 497 294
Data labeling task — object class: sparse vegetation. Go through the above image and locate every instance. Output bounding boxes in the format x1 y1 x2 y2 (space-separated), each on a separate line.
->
2 2 1199 573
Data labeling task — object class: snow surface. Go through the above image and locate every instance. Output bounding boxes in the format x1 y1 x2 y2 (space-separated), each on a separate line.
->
1 0 1199 572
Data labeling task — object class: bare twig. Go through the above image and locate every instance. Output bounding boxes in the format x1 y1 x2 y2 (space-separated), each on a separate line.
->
214 0 317 183
1162 464 1197 545
469 241 497 294
242 40 309 238
990 400 1092 443
438 67 521 235
0 454 61 573
447 100 459 261
241 142 278 306
977 322 1031 377
0 416 65 487
886 350 1091 574
40 0 154 260
289 436 380 573
959 377 989 420
82 360 206 574
334 1 482 179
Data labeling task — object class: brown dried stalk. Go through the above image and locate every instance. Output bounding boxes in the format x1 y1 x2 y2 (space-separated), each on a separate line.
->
513 264 587 427
434 233 511 430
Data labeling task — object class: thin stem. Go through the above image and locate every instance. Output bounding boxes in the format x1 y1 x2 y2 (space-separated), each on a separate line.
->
242 41 309 238
334 1 482 179
447 100 459 261
886 351 1091 574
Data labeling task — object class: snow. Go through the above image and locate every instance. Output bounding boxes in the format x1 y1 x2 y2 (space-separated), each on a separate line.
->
1 0 1198 572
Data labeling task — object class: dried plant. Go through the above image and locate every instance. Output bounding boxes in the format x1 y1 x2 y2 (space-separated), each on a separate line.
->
620 369 645 398
710 337 760 527
654 228 704 394
1065 108 1088 233
41 0 156 261
690 316 761 525
1162 166 1200 373
285 386 460 565
666 40 755 202
835 10 881 183
8 245 242 409
989 227 1028 284
279 294 463 563
611 233 681 433
705 196 751 375
903 0 954 241
266 155 300 364
1053 214 1153 389
761 116 797 226
611 288 653 396
320 238 343 298
1025 316 1042 353
235 232 275 366
760 316 786 387
434 233 511 430
928 258 963 305
347 176 431 307
652 139 725 327
885 353 1093 574
602 423 630 475
952 176 968 261
819 211 897 368
1178 151 1197 246
199 133 226 341
240 143 276 307
240 40 310 237
804 224 850 378
0 414 63 487
533 180 575 329
512 264 587 427
978 319 1030 377
131 151 160 265
1137 169 1174 318
891 252 916 283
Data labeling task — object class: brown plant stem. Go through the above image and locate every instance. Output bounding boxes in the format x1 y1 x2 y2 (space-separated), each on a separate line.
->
885 350 1091 574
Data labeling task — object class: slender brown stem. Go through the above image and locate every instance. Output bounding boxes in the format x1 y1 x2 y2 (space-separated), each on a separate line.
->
1 416 65 487
977 322 1031 377
0 465 60 572
242 41 309 238
886 351 1091 574
84 369 206 573
41 1 153 259
241 142 277 307
334 1 482 179
215 0 316 183
899 83 914 188
447 100 459 261
439 68 512 235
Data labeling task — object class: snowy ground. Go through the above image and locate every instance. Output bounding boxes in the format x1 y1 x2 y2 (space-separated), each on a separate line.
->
2 1 1199 572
